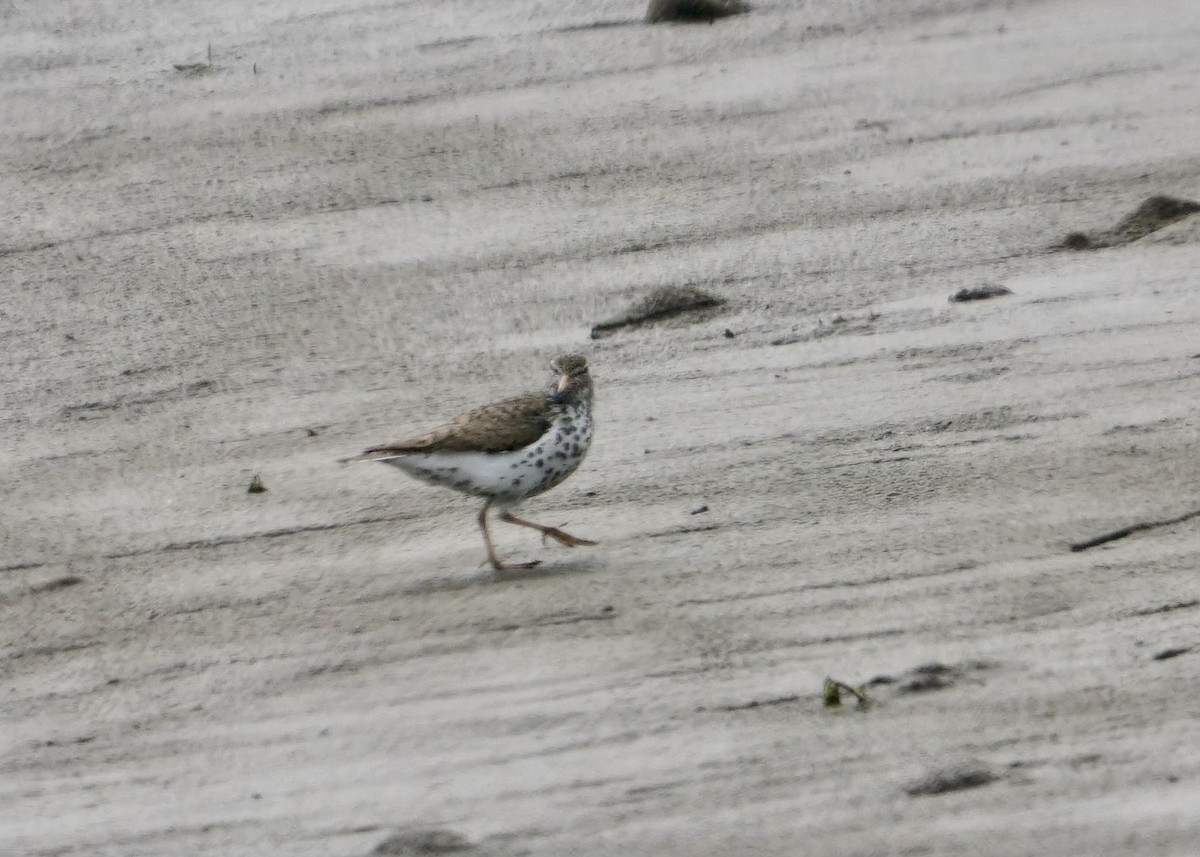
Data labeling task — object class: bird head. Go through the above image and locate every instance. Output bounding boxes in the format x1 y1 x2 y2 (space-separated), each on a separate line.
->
550 354 591 400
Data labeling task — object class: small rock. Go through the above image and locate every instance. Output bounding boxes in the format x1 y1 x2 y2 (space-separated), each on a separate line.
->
646 0 750 23
248 474 267 494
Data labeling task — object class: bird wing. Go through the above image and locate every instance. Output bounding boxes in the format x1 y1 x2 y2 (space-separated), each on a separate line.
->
351 393 554 459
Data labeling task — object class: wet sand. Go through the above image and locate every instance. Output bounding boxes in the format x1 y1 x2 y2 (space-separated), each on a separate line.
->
4 0 1200 854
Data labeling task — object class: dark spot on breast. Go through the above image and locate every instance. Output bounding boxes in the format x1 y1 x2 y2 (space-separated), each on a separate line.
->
536 459 544 467
571 444 581 455
536 445 544 454
512 477 522 487
554 451 567 460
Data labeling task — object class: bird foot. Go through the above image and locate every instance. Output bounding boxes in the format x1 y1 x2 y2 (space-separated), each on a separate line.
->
499 511 597 549
540 527 598 548
490 559 542 573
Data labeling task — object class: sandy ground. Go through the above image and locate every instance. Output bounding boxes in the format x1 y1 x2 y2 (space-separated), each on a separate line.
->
4 0 1200 854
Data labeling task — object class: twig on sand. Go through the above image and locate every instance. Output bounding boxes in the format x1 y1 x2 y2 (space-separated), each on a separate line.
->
1069 507 1200 552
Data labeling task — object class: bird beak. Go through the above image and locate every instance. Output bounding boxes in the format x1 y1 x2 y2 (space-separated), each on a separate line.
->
556 372 571 394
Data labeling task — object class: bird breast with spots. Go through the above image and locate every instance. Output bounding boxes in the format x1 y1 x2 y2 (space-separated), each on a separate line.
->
382 402 592 505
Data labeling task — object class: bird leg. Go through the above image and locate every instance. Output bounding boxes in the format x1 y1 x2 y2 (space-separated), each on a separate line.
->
498 510 598 548
478 502 540 571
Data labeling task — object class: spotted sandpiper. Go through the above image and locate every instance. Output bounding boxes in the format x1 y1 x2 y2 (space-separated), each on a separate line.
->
344 354 596 571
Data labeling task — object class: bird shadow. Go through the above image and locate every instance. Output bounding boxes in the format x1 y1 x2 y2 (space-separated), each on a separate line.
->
396 556 601 595
485 557 600 584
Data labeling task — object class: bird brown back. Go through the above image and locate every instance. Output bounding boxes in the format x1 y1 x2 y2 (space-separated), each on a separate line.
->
350 393 555 459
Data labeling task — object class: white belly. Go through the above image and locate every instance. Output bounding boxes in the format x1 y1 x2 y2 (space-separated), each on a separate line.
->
379 407 592 506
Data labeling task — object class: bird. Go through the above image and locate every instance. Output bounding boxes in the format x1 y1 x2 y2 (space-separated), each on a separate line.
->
343 354 596 571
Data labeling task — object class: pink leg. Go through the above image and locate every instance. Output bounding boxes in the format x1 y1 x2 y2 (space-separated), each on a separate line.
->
498 510 598 548
478 502 540 571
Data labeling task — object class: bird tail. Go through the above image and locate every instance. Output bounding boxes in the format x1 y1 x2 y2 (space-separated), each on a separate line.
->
338 447 407 465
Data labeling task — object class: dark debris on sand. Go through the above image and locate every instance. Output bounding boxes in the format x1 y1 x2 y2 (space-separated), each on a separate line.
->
905 761 1000 796
949 284 1013 303
866 660 994 695
372 829 474 855
1058 194 1200 250
646 0 750 23
591 284 726 338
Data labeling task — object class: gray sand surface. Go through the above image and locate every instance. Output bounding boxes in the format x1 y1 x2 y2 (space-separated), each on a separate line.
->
4 1 1200 854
